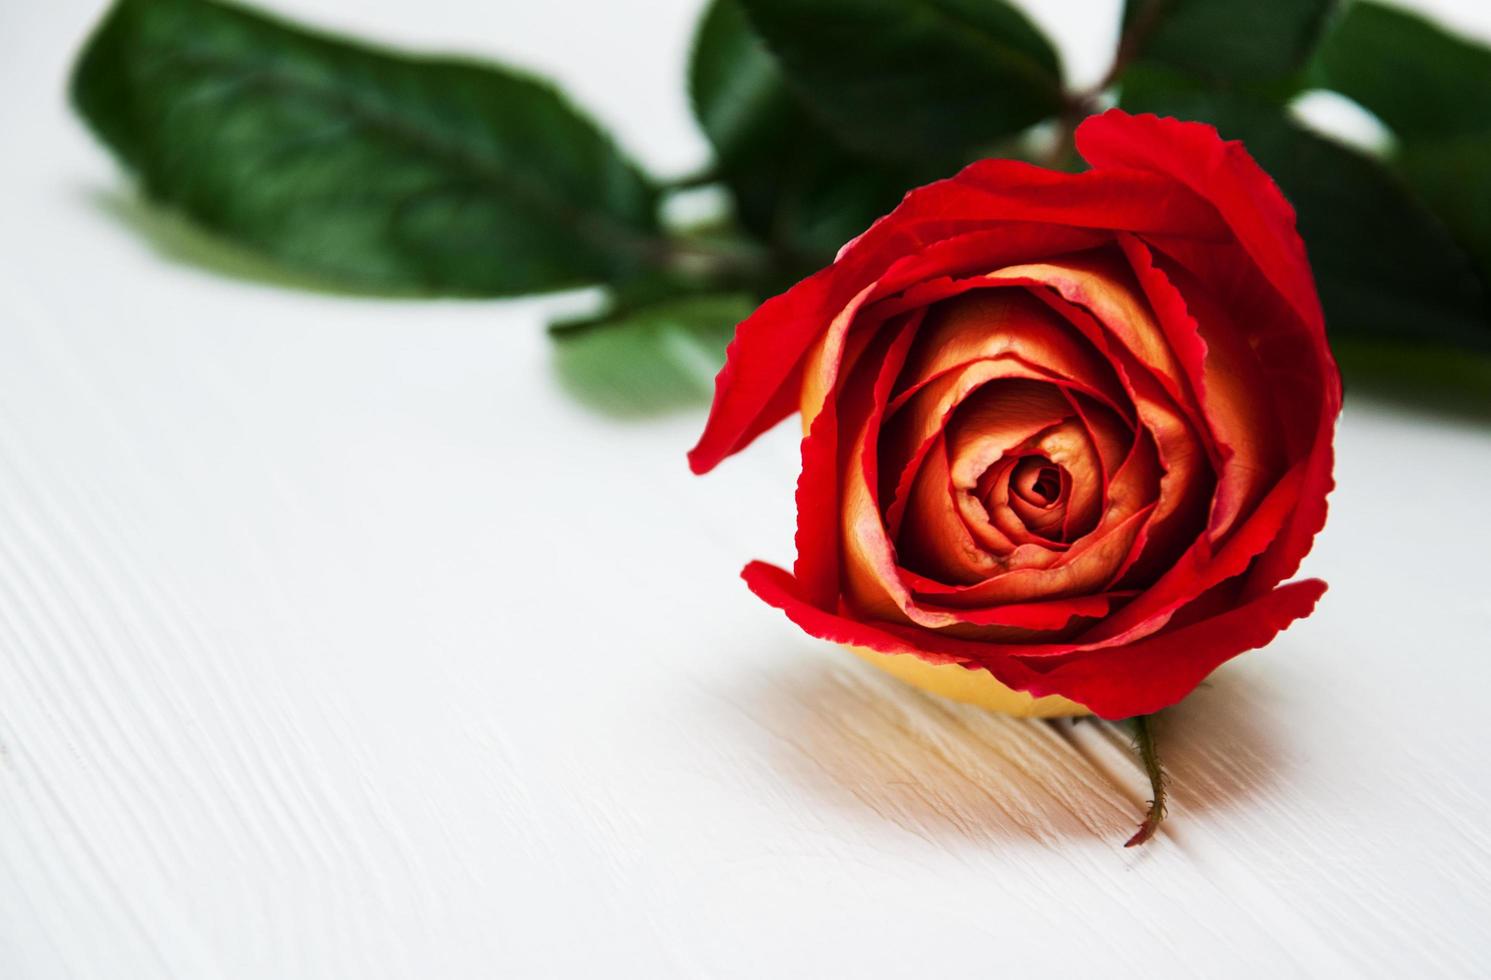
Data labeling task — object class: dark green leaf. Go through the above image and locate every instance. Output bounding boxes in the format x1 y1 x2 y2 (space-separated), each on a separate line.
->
550 293 754 417
734 0 1063 163
1120 0 1336 86
1332 338 1491 423
688 0 923 265
1308 3 1491 313
690 0 798 169
72 0 660 296
1399 137 1491 283
1121 77 1491 350
1313 1 1491 142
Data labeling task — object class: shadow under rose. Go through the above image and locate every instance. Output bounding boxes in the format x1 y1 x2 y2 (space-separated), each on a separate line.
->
733 645 1289 850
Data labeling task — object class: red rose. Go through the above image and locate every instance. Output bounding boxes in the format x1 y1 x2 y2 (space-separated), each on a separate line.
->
689 110 1341 720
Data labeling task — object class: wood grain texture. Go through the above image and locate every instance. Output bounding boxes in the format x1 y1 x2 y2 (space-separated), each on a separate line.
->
2 1 1490 977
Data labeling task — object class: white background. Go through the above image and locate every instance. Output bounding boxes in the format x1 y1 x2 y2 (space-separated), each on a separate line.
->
2 0 1490 977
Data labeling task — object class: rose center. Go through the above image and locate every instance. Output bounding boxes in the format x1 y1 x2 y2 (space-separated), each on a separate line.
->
1011 457 1067 510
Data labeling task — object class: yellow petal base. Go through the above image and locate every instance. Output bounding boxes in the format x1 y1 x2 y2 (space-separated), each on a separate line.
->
847 646 1090 718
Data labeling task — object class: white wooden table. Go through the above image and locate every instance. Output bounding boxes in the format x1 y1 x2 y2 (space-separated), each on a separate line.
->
3 1 1490 976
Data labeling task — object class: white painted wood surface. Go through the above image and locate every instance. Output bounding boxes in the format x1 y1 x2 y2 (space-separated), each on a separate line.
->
3 1 1490 976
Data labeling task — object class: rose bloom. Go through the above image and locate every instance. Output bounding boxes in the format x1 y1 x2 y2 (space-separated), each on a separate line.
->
689 111 1340 720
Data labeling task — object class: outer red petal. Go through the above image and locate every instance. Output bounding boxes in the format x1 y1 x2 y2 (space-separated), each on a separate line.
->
1015 578 1327 718
1075 110 1324 336
743 560 1326 719
1076 110 1342 597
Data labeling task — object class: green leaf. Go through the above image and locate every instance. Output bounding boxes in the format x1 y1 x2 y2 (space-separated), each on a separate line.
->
1121 77 1491 350
1313 1 1491 142
71 0 660 296
733 0 1063 164
1331 338 1491 423
549 293 754 417
691 0 798 170
1308 4 1491 309
688 0 922 265
1120 0 1337 87
1399 137 1491 284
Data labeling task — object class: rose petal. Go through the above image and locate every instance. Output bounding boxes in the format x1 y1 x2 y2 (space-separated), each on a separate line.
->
1120 236 1283 539
1024 420 1103 539
905 422 1162 605
1076 110 1341 597
1015 579 1328 718
881 358 1073 536
893 287 1128 414
742 560 1326 718
794 306 919 606
689 150 1234 475
897 435 1002 583
992 251 1203 425
1061 390 1132 538
944 382 1075 491
958 457 1037 553
1080 459 1306 647
1075 111 1324 337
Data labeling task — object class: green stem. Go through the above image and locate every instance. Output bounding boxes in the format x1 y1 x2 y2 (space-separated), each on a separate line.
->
1042 0 1172 169
658 235 773 283
1124 713 1168 847
1092 0 1171 97
657 166 724 193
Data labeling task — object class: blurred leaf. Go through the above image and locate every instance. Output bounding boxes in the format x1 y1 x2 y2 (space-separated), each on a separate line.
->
1307 3 1491 311
688 0 922 265
1333 338 1491 424
72 0 659 296
690 0 799 169
90 186 415 295
1120 0 1337 86
1122 76 1491 350
550 293 754 417
1399 137 1491 284
1312 1 1491 142
734 0 1063 164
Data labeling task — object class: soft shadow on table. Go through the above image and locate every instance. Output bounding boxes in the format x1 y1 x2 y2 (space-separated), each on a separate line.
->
733 650 1287 851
